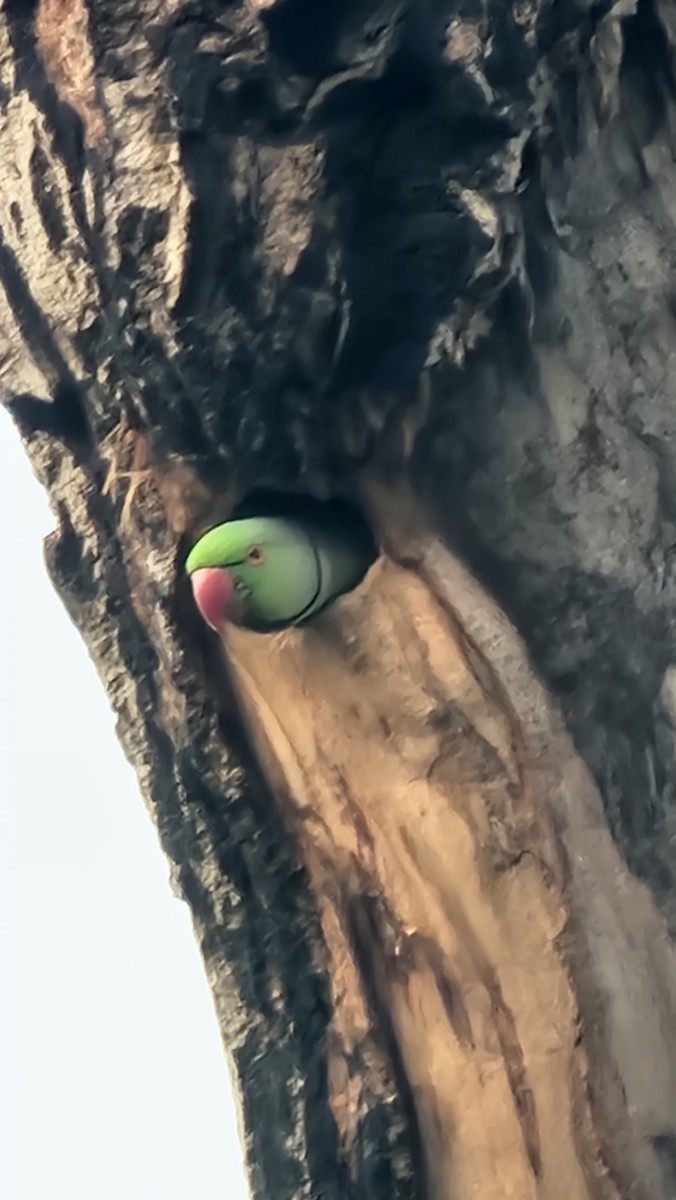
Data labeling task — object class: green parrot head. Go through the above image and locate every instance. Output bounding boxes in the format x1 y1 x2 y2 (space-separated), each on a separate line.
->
185 517 321 632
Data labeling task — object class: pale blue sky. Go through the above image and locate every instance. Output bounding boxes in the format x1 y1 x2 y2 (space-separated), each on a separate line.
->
0 415 249 1199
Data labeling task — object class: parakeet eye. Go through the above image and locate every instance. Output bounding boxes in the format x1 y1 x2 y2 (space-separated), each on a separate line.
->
246 546 264 565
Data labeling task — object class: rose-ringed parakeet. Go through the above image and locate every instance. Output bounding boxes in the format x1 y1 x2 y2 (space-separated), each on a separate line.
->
186 502 375 633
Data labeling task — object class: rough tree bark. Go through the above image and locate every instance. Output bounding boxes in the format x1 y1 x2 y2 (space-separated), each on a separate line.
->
2 0 676 1197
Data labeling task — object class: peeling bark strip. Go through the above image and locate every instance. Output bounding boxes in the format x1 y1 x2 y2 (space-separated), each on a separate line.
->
3 1 676 1199
35 0 103 146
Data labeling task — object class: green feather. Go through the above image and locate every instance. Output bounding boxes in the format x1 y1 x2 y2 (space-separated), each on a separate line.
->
186 513 375 631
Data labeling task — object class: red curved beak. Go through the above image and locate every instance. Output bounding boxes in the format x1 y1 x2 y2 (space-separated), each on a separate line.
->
190 568 242 629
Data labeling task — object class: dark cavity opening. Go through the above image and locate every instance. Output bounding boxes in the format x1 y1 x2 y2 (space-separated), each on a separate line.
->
230 488 378 562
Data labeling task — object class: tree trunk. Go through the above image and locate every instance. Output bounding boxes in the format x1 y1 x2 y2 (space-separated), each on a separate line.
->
2 1 676 1197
